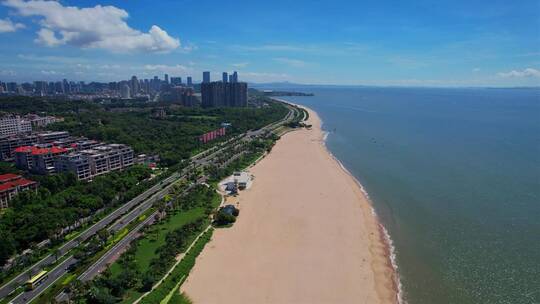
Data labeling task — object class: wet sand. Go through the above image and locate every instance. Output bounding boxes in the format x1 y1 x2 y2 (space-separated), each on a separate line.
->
182 107 398 304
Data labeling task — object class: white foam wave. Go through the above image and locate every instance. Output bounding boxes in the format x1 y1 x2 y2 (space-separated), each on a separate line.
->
322 131 329 142
381 223 406 304
321 126 404 304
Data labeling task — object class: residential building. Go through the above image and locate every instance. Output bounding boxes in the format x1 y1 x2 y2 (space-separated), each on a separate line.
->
14 145 68 174
120 84 131 99
203 71 210 83
201 78 248 108
130 76 139 95
37 131 70 143
0 174 38 209
0 134 38 160
0 115 32 137
170 77 182 86
54 154 92 180
24 114 63 129
57 144 134 180
169 87 195 106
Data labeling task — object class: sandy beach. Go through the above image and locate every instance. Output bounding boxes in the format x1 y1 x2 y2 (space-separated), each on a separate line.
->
182 107 398 304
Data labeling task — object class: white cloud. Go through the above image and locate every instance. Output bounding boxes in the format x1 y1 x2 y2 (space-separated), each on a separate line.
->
241 71 291 82
143 64 192 74
472 68 481 72
0 17 24 32
233 44 307 52
3 0 180 53
40 69 57 75
497 68 540 78
0 69 16 76
231 62 249 68
273 57 307 68
100 64 121 70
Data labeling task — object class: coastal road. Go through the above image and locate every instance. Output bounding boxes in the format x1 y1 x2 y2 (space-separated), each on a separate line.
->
9 256 77 304
79 213 156 282
0 172 181 300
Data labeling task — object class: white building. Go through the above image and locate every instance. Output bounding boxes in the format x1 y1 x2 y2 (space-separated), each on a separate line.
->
24 114 63 129
120 84 131 99
56 144 134 180
0 115 32 137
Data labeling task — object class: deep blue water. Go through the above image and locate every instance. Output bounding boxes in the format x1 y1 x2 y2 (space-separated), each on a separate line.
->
276 87 540 304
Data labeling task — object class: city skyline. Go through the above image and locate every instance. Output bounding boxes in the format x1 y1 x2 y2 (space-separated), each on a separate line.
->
0 70 244 97
0 0 539 87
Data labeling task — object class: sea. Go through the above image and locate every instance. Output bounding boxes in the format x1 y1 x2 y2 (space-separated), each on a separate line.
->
273 87 540 304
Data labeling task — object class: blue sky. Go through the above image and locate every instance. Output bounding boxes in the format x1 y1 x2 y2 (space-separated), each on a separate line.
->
0 0 539 86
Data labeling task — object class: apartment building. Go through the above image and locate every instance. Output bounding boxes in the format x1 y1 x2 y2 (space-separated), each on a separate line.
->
56 144 134 180
54 154 92 180
0 131 70 161
14 145 69 174
0 174 38 209
0 115 32 137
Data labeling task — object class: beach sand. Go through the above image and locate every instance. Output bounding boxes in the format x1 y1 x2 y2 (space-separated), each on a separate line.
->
182 108 398 304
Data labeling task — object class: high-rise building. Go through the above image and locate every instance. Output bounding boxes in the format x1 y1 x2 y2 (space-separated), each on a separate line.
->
222 72 228 83
203 71 211 83
187 77 193 87
152 76 160 92
120 84 131 99
54 81 64 94
130 76 139 95
6 82 17 93
63 79 70 94
34 81 48 95
232 71 238 83
170 77 182 86
201 73 247 108
164 74 169 84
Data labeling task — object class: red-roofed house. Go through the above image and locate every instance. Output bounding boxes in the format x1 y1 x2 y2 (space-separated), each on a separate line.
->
0 174 38 209
14 145 68 174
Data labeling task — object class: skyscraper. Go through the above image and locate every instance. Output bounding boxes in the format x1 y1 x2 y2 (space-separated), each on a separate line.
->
203 71 210 83
164 74 169 84
201 72 247 108
63 79 70 94
222 72 228 83
130 76 139 95
120 84 131 99
232 71 238 83
170 77 182 86
187 77 193 87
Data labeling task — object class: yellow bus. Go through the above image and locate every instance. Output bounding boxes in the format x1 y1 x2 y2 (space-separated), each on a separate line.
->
26 270 48 290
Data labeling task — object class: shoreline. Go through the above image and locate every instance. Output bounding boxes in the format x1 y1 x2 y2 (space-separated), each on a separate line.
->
311 106 402 304
282 99 403 303
183 105 399 303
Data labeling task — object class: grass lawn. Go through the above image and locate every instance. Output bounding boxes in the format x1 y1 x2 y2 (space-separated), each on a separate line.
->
134 208 206 273
110 208 206 276
139 229 213 304
167 290 192 304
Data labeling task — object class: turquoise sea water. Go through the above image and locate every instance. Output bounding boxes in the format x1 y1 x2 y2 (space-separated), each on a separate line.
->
276 87 540 304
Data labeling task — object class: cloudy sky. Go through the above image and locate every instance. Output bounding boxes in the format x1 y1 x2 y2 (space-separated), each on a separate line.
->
0 0 539 86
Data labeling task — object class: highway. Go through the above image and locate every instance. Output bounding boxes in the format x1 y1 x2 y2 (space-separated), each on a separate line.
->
3 100 297 303
79 214 156 282
9 256 77 304
0 172 181 300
